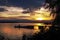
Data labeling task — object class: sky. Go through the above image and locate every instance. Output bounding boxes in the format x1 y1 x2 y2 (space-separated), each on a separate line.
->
0 0 46 18
0 0 54 21
0 0 45 10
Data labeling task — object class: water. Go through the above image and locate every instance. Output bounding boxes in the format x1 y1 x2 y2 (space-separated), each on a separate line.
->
0 23 51 40
0 23 41 40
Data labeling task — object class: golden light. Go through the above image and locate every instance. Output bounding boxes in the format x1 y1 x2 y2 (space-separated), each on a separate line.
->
36 23 45 26
33 23 45 33
34 25 40 33
33 7 55 21
35 18 43 20
33 7 56 33
34 25 39 30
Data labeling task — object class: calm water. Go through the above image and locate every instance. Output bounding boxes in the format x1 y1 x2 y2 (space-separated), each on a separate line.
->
0 23 51 40
0 23 42 40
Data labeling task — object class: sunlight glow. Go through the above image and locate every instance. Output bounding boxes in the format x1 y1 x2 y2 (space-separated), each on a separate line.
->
35 18 43 20
34 25 40 33
0 6 56 20
33 7 55 20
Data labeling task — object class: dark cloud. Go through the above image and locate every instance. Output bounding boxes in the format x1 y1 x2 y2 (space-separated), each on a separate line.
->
0 8 7 12
0 0 45 9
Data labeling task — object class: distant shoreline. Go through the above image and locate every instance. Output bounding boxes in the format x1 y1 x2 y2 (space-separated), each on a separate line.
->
0 19 52 24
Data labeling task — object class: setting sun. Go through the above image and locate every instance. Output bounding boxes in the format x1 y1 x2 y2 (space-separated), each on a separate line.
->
36 18 43 20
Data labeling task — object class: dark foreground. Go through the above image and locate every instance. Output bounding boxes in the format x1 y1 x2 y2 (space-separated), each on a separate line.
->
31 26 60 40
0 26 60 40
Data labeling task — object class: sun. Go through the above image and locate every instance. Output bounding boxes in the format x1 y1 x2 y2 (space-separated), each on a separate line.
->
36 18 43 20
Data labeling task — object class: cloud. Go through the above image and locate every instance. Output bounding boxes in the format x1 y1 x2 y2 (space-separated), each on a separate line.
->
0 8 7 12
0 0 45 9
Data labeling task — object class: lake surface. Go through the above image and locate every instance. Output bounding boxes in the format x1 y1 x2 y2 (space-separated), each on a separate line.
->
0 23 42 40
0 23 51 40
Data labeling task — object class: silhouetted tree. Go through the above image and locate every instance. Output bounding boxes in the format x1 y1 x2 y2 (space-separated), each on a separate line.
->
45 0 60 26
